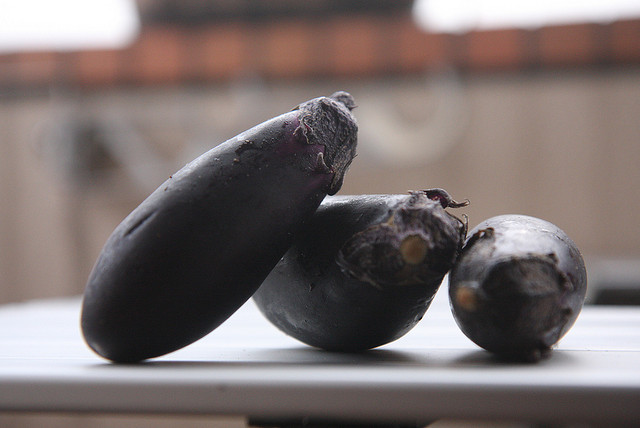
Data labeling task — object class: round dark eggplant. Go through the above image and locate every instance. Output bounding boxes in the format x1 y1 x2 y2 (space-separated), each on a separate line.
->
81 92 358 362
448 214 587 361
253 189 468 351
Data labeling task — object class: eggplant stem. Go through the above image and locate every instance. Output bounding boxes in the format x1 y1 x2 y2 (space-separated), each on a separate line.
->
421 188 470 209
400 235 428 265
455 284 479 312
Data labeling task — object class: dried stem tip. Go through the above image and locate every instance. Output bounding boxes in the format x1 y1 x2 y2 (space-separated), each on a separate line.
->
400 235 428 265
455 284 479 312
422 188 470 209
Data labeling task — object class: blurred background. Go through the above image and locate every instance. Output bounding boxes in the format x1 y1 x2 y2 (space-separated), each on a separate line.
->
1 0 640 427
2 0 640 307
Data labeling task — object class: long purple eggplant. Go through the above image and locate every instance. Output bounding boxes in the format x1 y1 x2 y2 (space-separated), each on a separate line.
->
253 189 468 351
449 215 587 361
81 92 358 362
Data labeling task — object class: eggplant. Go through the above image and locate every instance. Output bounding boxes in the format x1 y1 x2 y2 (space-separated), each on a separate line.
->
253 189 468 351
448 214 587 361
81 92 358 362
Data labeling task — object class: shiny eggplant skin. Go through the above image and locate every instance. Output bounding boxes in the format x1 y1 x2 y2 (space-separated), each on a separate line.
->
253 189 468 351
81 92 358 362
449 214 587 361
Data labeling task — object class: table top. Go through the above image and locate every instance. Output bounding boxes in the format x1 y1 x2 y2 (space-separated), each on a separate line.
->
0 287 639 426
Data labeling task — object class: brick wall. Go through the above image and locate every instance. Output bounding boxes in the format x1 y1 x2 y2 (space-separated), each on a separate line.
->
1 15 639 90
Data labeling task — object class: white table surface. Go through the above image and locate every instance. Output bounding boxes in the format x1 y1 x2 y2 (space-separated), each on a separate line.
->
0 286 639 426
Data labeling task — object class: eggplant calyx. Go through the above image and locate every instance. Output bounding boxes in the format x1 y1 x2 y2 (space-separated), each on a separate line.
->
337 193 463 290
296 92 358 195
414 189 469 240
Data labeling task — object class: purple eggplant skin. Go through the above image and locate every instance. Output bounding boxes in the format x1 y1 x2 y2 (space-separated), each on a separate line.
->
253 189 468 352
448 214 587 362
80 92 358 363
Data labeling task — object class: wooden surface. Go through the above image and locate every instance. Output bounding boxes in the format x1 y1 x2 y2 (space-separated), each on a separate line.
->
0 288 639 426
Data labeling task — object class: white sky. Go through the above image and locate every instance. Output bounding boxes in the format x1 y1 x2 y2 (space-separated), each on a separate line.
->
0 0 139 53
413 0 640 33
1 0 640 53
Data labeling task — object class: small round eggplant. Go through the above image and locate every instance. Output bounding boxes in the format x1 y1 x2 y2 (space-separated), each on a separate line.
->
253 189 468 351
81 92 358 362
449 214 587 361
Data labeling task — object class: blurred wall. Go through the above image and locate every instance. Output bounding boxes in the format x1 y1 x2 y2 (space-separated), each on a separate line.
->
1 6 640 304
1 67 639 303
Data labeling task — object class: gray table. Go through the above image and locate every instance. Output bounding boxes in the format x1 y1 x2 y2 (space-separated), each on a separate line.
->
0 288 638 426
